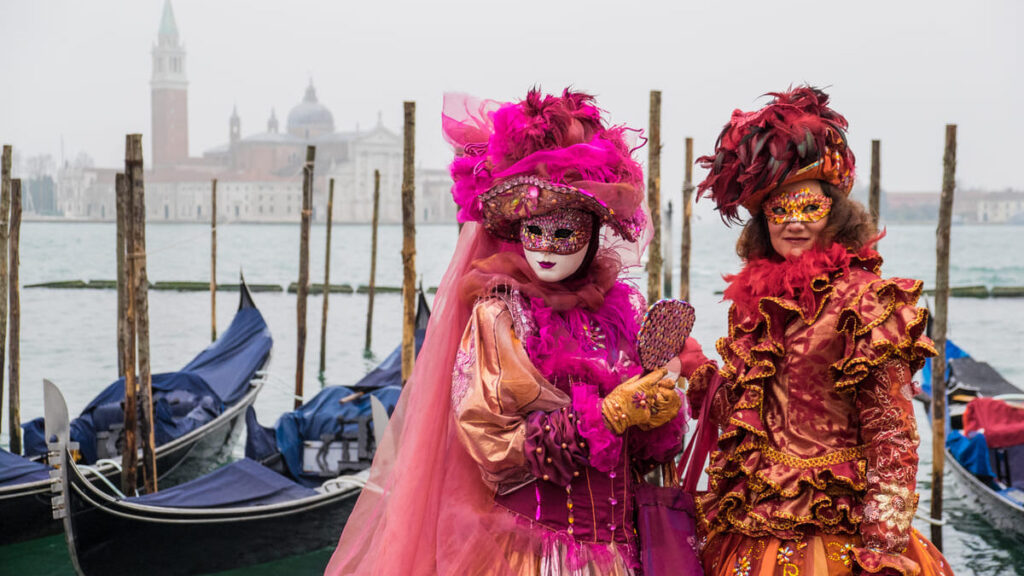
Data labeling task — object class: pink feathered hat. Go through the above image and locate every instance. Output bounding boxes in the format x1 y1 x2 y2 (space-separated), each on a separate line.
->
443 89 647 242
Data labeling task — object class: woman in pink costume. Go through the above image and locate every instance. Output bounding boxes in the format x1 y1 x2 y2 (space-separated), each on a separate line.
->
675 86 955 575
326 89 685 575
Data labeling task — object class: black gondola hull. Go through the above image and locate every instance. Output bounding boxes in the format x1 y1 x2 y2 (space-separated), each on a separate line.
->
917 352 1024 541
946 445 1024 540
0 381 260 545
0 480 54 544
61 445 359 576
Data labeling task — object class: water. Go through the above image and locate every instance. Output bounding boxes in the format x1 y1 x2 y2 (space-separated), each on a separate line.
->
0 219 1021 574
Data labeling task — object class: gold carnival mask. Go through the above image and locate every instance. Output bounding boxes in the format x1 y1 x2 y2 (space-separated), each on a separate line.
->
763 187 833 224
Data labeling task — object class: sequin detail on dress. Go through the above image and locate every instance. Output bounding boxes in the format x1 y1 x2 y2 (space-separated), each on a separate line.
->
451 324 476 414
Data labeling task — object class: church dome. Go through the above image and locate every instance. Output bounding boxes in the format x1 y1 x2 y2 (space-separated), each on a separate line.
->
287 81 335 139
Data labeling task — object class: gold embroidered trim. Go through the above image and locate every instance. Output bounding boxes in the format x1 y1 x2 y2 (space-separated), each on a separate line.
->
757 441 864 469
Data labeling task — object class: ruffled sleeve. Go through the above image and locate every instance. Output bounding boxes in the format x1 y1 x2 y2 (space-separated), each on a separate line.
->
850 358 924 575
829 273 935 575
452 297 572 490
832 274 936 392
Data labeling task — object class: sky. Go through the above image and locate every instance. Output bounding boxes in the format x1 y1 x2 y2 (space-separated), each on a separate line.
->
1 0 1021 197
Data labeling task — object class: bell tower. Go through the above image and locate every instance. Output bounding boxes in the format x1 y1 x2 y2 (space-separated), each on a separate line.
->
230 105 241 146
150 0 189 167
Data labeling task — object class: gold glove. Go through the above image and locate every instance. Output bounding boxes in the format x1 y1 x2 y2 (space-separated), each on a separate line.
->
601 368 667 435
639 378 682 431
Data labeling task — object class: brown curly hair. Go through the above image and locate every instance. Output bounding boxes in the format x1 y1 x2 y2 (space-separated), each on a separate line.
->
735 183 877 260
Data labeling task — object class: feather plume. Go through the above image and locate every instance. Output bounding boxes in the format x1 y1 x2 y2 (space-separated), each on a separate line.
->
696 86 856 224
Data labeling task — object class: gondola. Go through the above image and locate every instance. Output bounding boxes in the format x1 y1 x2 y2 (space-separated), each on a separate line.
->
917 341 1024 541
0 282 272 545
50 291 429 576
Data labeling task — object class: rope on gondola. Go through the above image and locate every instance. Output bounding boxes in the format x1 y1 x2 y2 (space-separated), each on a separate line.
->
255 370 306 404
915 511 947 526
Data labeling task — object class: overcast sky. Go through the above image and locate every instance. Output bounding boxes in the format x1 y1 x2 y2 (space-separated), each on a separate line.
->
1 0 1020 195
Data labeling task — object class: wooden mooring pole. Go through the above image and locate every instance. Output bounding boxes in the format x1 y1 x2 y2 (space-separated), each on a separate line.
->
0 145 9 437
400 102 416 384
127 134 157 494
646 90 662 305
664 201 673 298
318 178 335 383
116 173 127 376
211 178 217 342
680 138 694 302
7 179 21 454
117 172 138 494
295 146 315 409
930 124 957 550
869 140 881 229
365 170 380 354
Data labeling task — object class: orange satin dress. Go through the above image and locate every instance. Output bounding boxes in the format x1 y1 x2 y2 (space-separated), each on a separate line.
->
687 252 955 576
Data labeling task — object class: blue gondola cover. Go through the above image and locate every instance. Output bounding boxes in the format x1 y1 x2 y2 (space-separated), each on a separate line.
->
270 386 401 486
20 300 271 463
127 458 315 508
0 448 49 487
921 339 968 396
947 429 996 479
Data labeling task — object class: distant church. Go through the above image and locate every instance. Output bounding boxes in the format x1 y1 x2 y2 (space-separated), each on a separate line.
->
59 0 454 224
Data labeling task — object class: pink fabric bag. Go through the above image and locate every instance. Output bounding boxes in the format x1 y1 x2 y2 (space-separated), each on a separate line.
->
635 375 721 576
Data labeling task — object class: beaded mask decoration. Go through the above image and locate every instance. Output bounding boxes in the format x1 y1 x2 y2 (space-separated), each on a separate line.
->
519 208 593 255
637 299 696 372
763 187 833 224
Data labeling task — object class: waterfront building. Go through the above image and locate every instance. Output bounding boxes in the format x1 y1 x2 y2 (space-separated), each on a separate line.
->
55 0 453 225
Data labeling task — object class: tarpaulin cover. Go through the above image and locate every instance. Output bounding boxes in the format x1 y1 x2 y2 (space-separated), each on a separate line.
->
19 300 271 464
246 294 428 485
921 339 967 396
267 385 401 487
181 306 272 405
0 448 49 487
127 457 315 509
946 429 995 479
963 397 1024 449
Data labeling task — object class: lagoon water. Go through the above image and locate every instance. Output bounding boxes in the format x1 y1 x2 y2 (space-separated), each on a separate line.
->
1 217 1022 574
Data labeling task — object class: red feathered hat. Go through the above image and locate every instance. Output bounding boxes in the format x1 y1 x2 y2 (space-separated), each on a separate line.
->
696 86 855 223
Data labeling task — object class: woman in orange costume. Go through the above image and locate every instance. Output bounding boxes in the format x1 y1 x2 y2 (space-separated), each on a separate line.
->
675 86 955 575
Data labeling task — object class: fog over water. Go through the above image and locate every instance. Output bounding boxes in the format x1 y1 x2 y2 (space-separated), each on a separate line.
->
0 1 1022 573
1 0 1022 193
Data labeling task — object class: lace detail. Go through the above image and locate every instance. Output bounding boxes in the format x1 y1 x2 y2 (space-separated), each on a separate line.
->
451 324 477 415
856 359 920 558
860 362 919 488
495 288 535 340
862 482 915 550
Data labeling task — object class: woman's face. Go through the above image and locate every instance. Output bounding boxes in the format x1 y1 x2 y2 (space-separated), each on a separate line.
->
519 208 593 283
763 180 831 259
